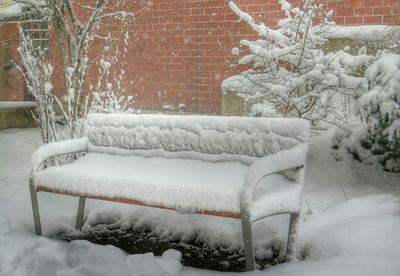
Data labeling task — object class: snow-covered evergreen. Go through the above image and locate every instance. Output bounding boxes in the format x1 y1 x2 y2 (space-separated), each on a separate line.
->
222 0 372 129
338 54 400 172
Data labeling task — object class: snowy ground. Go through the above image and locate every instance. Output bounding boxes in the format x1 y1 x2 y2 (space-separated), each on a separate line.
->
0 128 399 276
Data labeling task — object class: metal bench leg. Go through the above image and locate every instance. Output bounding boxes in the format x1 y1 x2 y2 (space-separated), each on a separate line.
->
29 180 42 236
75 197 86 231
286 212 300 261
241 215 255 271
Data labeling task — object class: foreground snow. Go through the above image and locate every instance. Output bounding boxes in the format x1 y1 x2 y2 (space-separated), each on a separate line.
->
0 128 399 276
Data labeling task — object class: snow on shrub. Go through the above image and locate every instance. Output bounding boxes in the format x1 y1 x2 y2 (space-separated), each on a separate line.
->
222 0 371 130
18 1 141 145
335 54 400 172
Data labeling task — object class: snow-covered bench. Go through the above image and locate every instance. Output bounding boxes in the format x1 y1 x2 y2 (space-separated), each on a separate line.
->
29 113 310 271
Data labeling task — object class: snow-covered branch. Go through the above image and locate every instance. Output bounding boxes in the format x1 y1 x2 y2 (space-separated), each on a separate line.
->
18 0 141 144
223 0 372 130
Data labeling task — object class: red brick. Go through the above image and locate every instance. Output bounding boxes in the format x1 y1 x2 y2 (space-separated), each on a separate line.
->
354 8 373 16
334 16 346 24
382 15 400 23
393 6 400 13
363 15 383 23
336 8 354 16
373 7 392 15
382 0 400 6
345 16 364 24
364 0 383 7
346 0 364 7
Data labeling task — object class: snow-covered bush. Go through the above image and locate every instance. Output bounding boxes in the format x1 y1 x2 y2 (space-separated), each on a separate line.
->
17 0 141 143
337 54 400 172
222 0 371 130
18 29 57 144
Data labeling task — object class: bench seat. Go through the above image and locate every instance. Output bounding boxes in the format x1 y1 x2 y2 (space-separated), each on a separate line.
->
34 152 300 219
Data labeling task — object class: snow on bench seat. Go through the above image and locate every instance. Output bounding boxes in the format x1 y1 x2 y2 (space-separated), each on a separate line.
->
34 152 299 217
29 113 310 271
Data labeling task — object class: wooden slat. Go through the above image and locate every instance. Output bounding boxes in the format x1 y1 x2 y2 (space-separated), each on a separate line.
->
36 186 241 219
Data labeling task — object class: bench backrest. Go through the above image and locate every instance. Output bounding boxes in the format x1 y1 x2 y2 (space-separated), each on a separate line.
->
84 113 310 163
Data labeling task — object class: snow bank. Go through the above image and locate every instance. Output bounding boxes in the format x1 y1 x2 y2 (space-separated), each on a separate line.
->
301 194 400 264
1 237 182 276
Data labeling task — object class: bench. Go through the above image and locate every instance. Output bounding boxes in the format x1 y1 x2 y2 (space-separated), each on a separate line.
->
29 113 310 271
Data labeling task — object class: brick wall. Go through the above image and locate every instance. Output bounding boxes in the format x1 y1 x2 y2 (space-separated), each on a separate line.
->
1 0 399 112
113 0 400 113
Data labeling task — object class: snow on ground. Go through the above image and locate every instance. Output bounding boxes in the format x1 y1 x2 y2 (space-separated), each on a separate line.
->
0 127 399 276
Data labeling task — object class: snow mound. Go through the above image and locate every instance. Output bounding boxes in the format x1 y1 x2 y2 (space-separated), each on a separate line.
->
4 238 182 276
302 194 400 263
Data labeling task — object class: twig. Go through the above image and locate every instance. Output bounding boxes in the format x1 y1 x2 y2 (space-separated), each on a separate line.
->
321 198 336 212
305 199 313 215
336 178 348 201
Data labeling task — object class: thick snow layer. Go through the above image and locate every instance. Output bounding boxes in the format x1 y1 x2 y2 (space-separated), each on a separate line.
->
0 101 35 110
243 144 308 220
1 128 400 276
0 3 22 20
345 54 400 171
326 25 394 41
1 237 182 276
31 137 89 172
84 113 310 158
35 153 248 213
34 152 300 215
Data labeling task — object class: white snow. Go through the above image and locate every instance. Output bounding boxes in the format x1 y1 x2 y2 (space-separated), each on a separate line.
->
35 153 248 213
1 237 182 276
326 25 395 41
243 143 308 220
224 1 374 129
0 101 35 110
31 137 89 173
1 126 400 276
0 2 22 20
84 113 310 158
231 47 240 56
340 54 400 171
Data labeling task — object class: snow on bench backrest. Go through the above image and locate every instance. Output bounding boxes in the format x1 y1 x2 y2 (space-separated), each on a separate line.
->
84 113 310 163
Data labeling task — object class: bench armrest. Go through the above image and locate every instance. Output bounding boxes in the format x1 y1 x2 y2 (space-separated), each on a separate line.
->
240 143 308 213
31 137 89 174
